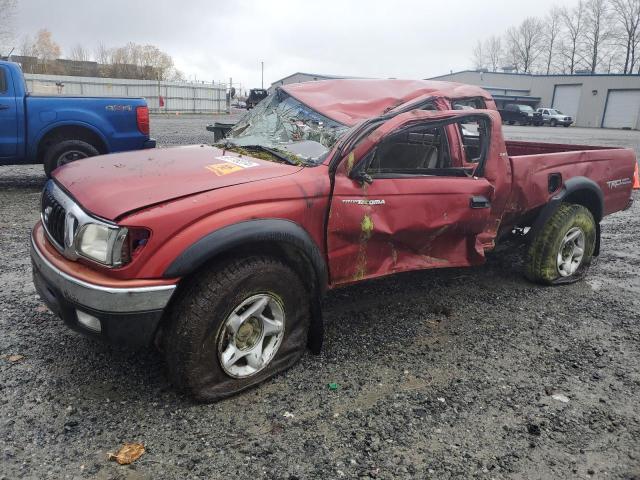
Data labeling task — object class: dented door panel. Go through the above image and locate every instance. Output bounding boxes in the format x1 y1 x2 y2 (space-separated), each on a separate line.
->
328 174 494 285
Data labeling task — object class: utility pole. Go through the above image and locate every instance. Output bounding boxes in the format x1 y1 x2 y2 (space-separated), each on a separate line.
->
261 61 264 89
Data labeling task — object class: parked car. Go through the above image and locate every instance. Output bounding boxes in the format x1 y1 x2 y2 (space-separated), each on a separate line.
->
31 79 636 401
498 103 543 126
0 60 155 177
537 108 573 127
245 88 268 109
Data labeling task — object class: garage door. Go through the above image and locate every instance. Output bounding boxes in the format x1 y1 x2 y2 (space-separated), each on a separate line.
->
602 90 640 129
552 85 582 121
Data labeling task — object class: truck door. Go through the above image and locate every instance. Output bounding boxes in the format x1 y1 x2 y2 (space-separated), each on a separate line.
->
0 65 18 158
327 110 497 286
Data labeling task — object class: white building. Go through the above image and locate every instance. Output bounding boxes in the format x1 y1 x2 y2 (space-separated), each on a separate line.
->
430 70 640 130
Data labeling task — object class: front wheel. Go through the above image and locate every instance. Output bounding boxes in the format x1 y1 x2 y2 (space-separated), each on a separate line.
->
525 203 597 285
163 256 310 402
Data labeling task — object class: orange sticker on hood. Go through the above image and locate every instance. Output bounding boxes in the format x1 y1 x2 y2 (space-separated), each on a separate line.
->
205 162 244 176
206 156 260 176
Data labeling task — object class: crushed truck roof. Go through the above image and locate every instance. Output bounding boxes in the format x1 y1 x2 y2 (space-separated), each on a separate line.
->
281 79 493 126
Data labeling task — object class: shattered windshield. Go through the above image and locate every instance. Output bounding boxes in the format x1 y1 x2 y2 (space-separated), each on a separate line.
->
223 90 349 165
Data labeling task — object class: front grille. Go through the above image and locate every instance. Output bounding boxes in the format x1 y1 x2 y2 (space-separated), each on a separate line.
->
41 188 66 247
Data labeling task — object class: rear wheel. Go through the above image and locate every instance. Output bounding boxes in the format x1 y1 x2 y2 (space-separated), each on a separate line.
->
163 256 310 402
43 139 99 177
526 203 596 285
550 119 558 127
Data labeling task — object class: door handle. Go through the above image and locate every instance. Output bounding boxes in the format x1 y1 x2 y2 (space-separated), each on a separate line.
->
0 104 9 110
470 196 491 209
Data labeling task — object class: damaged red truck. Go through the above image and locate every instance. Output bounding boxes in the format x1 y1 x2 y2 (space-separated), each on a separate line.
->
31 79 636 401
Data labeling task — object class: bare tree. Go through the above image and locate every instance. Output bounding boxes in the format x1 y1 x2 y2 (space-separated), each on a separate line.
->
94 41 179 80
94 42 110 65
0 0 17 56
505 17 545 72
69 44 91 62
472 40 486 70
486 35 503 71
169 68 185 82
139 45 174 80
33 29 61 64
582 0 612 73
610 0 640 73
473 37 503 71
561 1 585 73
543 7 563 73
18 34 37 57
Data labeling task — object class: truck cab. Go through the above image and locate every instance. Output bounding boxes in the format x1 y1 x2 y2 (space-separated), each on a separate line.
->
0 60 155 176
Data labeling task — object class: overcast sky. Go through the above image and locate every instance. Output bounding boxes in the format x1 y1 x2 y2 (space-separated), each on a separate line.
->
16 0 577 89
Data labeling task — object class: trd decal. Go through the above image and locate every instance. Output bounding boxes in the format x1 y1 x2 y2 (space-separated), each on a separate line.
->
606 178 631 189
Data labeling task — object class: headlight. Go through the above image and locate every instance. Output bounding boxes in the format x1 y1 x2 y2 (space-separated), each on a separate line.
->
76 224 128 266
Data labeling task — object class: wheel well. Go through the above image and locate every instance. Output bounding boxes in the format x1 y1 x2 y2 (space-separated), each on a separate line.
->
212 241 318 293
157 240 323 351
564 189 603 222
167 240 321 318
37 125 107 163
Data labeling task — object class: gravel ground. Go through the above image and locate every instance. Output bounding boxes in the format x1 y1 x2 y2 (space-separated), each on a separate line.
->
1 118 639 479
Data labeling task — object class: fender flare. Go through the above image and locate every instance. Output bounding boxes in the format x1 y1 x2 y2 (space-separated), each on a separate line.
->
528 176 603 255
163 219 328 353
30 120 110 161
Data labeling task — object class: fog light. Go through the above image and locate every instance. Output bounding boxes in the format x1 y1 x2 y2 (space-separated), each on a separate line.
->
76 310 101 333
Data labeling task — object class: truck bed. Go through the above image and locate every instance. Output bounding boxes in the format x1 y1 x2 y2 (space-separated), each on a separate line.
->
504 141 636 228
505 140 614 157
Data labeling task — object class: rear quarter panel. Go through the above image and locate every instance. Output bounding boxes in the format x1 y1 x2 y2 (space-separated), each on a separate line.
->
25 96 149 160
507 147 636 220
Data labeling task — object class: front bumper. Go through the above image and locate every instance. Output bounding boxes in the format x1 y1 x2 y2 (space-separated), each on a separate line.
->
30 231 176 348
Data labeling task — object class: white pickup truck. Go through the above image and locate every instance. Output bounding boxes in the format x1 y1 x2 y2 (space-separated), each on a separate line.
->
536 108 573 127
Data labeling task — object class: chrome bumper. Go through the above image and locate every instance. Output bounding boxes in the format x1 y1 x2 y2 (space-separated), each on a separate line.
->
30 236 176 313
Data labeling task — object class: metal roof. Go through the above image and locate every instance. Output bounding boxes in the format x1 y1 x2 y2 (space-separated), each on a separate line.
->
281 78 493 126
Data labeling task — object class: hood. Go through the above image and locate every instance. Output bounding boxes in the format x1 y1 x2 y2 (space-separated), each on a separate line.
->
54 145 303 220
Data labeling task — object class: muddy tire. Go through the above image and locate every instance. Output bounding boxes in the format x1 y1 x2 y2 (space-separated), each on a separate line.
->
44 139 99 177
163 256 310 402
526 203 596 285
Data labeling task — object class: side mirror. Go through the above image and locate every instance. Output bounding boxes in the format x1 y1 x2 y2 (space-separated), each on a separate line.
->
348 149 375 185
352 170 373 185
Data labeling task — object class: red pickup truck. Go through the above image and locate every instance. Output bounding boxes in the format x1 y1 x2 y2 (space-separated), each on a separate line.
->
31 79 636 401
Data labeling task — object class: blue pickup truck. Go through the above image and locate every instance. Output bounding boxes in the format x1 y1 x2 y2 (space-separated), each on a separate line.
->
0 60 155 176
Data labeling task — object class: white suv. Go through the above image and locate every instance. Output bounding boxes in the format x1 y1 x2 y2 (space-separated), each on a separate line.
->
537 108 573 127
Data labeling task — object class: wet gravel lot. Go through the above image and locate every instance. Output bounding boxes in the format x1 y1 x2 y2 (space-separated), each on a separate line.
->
1 117 639 479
